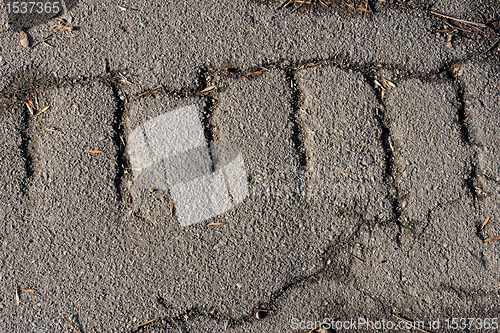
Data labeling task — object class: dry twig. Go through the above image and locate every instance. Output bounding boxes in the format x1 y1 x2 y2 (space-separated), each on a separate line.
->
430 11 487 28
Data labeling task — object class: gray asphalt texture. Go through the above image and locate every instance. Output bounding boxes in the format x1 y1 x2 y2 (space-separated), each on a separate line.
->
1 0 500 332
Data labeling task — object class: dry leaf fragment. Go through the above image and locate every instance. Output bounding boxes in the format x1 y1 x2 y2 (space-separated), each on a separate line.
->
117 5 128 10
297 62 320 70
475 186 488 197
35 106 49 117
169 199 174 217
20 30 29 48
25 96 35 115
481 217 491 230
133 318 156 329
20 288 37 293
485 236 500 242
208 222 226 226
0 29 5 33
85 150 103 154
137 85 161 97
382 77 396 87
119 135 126 146
198 85 216 94
246 71 262 77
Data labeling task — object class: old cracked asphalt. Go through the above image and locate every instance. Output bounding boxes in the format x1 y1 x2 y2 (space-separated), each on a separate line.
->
0 0 500 332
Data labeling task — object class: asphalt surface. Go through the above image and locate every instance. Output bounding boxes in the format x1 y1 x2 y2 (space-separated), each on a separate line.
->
0 0 499 332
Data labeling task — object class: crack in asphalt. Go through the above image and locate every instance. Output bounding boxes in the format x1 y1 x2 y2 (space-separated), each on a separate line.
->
19 102 35 197
0 52 496 331
198 67 218 173
286 67 309 170
101 66 130 204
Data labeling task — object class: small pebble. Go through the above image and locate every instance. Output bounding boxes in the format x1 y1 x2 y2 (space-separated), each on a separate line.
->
362 154 374 166
236 282 243 288
0 55 5 67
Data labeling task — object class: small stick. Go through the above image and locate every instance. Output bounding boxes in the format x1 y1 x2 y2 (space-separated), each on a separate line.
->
478 37 500 57
133 318 156 329
34 94 39 111
485 235 500 242
208 222 226 226
35 106 49 118
319 0 329 7
307 321 325 333
290 3 304 13
137 90 151 97
119 135 126 147
350 253 364 263
481 217 491 230
197 85 216 94
430 11 487 28
170 317 182 333
448 22 472 33
275 0 291 10
32 34 53 48
62 317 81 333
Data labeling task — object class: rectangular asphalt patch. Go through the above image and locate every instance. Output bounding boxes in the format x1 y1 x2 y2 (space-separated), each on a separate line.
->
386 79 473 225
298 65 392 222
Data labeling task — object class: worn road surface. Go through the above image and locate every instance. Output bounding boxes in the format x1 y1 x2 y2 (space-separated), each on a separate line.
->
1 0 499 332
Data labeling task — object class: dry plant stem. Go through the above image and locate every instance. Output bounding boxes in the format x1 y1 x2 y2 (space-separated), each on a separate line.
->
481 216 491 229
62 317 81 333
478 37 500 57
133 318 156 329
430 11 487 28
